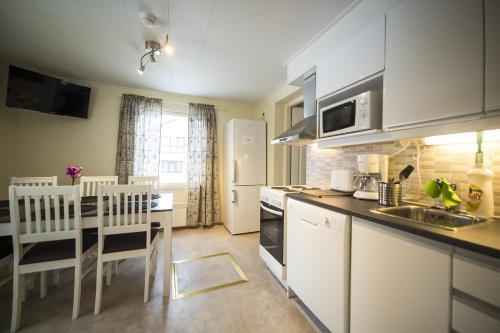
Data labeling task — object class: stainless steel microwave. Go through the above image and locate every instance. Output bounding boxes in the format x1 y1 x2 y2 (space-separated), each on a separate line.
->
319 91 382 138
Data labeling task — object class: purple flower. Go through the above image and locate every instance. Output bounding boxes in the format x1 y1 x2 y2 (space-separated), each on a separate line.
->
66 165 83 185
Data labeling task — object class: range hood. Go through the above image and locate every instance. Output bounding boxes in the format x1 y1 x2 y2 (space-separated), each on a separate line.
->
271 73 317 145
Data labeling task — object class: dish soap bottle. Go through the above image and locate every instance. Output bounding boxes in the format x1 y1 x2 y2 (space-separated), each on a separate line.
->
466 131 494 218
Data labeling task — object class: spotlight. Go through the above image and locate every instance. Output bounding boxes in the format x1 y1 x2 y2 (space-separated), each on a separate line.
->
137 65 145 75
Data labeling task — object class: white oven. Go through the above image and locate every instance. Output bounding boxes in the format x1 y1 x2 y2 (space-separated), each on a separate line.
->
319 91 382 138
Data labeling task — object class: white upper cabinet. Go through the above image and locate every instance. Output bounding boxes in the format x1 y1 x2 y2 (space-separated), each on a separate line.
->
316 16 385 99
486 0 500 112
383 0 483 129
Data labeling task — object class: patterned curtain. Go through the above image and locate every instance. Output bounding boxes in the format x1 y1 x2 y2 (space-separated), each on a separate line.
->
186 103 221 226
115 94 162 184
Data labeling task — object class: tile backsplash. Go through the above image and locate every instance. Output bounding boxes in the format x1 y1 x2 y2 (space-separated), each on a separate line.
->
306 140 500 215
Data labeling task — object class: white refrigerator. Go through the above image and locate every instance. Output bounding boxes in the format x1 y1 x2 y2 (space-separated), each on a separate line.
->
224 119 266 234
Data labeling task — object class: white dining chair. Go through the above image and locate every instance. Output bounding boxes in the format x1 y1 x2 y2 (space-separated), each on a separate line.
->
128 176 160 194
9 185 97 332
10 176 57 187
80 176 119 283
79 176 118 197
94 184 159 314
10 176 59 295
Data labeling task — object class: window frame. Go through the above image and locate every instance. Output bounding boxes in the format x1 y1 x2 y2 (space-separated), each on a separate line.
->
159 110 189 190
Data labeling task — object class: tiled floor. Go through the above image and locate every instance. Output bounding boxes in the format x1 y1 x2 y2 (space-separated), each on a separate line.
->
0 225 316 333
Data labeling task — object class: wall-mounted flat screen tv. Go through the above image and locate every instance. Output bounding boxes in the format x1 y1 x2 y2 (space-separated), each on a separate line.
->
6 65 91 119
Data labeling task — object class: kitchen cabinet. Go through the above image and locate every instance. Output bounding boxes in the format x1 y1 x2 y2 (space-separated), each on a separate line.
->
452 249 500 333
350 217 451 333
286 199 350 333
452 299 500 333
316 16 385 99
383 0 483 129
486 0 500 112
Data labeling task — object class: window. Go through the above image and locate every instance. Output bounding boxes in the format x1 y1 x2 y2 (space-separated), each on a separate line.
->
159 113 188 186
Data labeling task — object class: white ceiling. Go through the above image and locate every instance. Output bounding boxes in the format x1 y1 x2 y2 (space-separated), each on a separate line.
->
0 0 355 105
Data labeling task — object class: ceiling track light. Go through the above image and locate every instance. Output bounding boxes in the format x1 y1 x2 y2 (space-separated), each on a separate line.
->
137 34 173 75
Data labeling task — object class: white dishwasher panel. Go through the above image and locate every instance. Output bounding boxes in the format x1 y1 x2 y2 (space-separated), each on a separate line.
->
286 198 350 333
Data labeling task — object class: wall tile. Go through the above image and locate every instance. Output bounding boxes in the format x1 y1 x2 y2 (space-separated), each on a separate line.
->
306 141 500 215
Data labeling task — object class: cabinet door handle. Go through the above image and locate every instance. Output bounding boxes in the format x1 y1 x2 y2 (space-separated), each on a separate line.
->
301 218 318 227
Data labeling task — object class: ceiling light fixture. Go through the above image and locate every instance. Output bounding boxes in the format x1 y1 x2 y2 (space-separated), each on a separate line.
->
137 35 173 74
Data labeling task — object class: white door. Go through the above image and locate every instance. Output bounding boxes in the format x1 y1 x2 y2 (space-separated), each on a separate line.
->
486 0 500 112
350 217 451 333
232 119 266 186
287 199 350 333
316 16 385 99
227 185 261 234
383 0 483 129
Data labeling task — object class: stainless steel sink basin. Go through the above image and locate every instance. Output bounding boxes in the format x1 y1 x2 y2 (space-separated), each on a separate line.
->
370 205 488 231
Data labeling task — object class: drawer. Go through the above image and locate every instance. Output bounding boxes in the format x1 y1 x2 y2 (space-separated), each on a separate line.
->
452 299 500 333
453 254 500 308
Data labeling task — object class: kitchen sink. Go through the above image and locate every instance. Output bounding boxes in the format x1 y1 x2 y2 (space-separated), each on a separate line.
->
370 205 488 231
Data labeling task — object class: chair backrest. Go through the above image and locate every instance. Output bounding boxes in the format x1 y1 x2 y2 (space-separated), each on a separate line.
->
80 176 118 196
128 176 160 194
10 176 57 187
9 185 82 263
97 184 152 246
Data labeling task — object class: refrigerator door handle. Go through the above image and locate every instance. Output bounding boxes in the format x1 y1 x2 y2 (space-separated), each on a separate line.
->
231 190 237 204
232 160 237 183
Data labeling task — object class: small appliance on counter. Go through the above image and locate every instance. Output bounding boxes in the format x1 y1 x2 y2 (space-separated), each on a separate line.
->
331 170 355 192
353 154 388 200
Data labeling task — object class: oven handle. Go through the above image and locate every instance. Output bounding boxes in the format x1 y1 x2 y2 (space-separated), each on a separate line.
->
260 203 283 217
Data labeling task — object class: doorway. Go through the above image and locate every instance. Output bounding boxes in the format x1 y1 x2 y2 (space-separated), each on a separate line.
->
286 102 306 186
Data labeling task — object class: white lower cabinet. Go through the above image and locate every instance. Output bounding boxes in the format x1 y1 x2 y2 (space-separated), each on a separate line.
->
452 299 500 333
350 217 452 333
452 249 500 333
286 199 350 333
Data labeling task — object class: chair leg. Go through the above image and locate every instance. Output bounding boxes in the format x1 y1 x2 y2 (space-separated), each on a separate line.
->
106 263 112 286
151 251 156 277
72 263 81 319
11 267 22 333
152 247 158 277
40 272 47 298
94 258 104 315
144 256 151 303
53 270 60 286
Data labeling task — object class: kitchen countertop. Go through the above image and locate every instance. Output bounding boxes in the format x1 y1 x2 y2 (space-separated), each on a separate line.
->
287 193 500 259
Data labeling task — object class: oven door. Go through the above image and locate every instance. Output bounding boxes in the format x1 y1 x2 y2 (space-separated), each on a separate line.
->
320 100 357 137
260 201 284 266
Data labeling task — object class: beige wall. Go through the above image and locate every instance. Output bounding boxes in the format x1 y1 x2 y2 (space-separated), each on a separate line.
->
0 62 257 217
0 62 18 198
253 84 301 185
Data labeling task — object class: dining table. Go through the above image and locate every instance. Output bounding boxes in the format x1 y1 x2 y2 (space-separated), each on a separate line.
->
0 193 173 299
